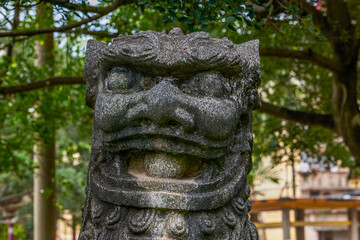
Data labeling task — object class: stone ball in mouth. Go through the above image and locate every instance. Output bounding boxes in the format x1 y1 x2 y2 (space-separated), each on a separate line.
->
126 150 203 180
144 152 187 178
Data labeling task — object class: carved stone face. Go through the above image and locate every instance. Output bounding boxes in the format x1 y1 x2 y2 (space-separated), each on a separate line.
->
80 28 260 240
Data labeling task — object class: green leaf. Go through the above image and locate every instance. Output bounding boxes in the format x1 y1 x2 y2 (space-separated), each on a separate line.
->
201 24 210 30
317 33 326 40
153 6 165 13
233 7 243 15
163 14 177 22
254 23 261 31
225 16 235 22
247 10 255 19
209 0 219 5
180 17 194 24
194 11 201 20
226 23 236 31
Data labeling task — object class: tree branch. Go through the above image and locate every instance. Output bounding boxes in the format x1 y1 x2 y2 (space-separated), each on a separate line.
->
0 0 133 38
13 1 42 8
0 77 84 95
294 0 335 41
355 20 360 55
0 10 13 27
46 0 136 14
326 0 352 34
0 14 102 38
356 19 360 39
260 47 341 72
65 30 118 38
258 100 335 131
0 77 336 132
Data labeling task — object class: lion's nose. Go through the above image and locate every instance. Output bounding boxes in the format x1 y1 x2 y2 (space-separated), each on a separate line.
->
126 80 195 131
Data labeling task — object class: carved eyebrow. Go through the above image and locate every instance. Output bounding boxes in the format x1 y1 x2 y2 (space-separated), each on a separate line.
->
101 32 260 78
84 34 260 108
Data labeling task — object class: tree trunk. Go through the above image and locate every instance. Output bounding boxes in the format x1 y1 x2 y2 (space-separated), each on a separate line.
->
34 135 56 240
33 3 56 240
331 40 360 165
72 215 77 240
332 71 360 165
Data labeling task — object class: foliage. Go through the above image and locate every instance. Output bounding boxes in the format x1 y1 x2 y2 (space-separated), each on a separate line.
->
139 0 259 32
56 124 91 226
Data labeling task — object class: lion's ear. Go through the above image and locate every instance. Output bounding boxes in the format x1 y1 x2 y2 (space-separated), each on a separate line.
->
236 39 261 111
84 39 107 108
236 39 260 70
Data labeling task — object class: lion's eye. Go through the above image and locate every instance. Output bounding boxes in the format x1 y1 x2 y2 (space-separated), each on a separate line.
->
198 74 225 97
184 73 228 97
106 67 131 91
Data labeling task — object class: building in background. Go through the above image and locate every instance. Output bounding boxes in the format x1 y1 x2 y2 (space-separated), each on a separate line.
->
252 156 360 240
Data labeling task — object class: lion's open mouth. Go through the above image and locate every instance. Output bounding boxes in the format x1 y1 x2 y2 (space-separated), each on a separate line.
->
98 147 225 191
95 127 235 194
125 150 203 179
101 127 231 182
90 127 248 210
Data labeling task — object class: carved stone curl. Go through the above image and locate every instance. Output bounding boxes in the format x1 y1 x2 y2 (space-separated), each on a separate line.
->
79 28 260 239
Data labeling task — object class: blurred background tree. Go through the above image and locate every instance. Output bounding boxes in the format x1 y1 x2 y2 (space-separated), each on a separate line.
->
0 0 359 239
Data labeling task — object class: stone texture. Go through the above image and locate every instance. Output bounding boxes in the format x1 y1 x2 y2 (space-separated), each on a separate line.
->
79 28 260 240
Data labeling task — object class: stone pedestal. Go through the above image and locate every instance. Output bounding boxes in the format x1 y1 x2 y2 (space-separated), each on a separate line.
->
79 28 260 240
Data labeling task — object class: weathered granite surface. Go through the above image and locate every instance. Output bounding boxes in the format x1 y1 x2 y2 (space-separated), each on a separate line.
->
79 28 260 240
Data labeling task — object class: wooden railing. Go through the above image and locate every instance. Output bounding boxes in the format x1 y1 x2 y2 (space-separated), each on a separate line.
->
250 198 360 240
